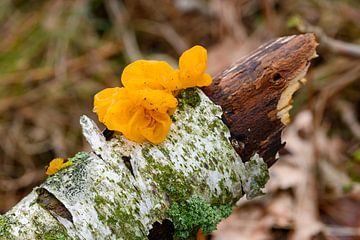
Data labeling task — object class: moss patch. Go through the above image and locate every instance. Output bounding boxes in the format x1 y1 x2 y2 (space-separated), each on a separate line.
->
93 193 144 239
69 152 90 162
154 163 193 202
31 215 70 240
178 88 201 109
41 229 69 240
242 154 269 199
0 215 10 239
141 147 193 203
167 196 232 239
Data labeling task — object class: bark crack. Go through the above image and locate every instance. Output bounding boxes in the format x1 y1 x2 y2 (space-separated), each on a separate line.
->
36 188 73 223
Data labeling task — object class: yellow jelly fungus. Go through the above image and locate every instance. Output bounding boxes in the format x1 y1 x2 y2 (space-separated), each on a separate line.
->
94 88 177 144
179 45 212 88
93 87 122 122
122 60 182 91
46 158 73 176
93 45 212 144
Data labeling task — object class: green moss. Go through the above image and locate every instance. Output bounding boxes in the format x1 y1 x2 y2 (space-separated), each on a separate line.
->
155 164 193 202
139 91 241 204
178 88 201 109
106 204 143 238
69 152 90 162
41 229 69 240
93 192 144 239
45 151 91 193
167 197 232 239
184 125 193 134
141 146 193 202
158 147 171 160
242 155 269 199
0 215 10 239
141 148 153 163
94 195 108 206
170 115 177 122
31 215 70 240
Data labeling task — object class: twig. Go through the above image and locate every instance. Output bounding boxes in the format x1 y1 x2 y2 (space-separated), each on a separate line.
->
1 42 121 85
313 65 360 128
298 23 360 58
323 225 360 237
210 0 247 41
134 20 189 54
334 99 360 140
105 0 142 62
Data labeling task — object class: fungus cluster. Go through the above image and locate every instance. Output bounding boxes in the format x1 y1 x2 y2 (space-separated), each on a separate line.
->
93 46 212 144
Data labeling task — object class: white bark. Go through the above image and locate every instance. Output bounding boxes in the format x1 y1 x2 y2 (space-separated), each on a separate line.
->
1 88 269 240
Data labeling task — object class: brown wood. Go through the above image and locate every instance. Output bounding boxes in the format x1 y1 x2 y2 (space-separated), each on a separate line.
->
148 34 317 240
202 33 318 166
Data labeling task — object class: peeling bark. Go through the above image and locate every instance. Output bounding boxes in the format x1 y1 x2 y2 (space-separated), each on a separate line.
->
203 33 318 166
0 34 317 240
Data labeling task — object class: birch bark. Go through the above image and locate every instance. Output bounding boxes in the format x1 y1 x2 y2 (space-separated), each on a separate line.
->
1 89 268 240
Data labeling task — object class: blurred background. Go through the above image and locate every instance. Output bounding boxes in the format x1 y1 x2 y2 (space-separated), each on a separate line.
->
0 0 359 239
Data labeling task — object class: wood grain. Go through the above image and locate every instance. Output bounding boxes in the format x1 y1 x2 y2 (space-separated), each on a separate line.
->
203 33 318 166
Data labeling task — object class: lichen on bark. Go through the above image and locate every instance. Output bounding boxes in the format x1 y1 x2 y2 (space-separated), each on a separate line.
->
3 88 270 240
241 153 270 199
0 215 10 239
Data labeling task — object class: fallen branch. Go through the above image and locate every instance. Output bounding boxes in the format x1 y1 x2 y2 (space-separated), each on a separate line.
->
0 34 317 240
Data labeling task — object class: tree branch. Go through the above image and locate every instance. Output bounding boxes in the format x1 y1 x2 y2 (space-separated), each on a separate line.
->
0 34 317 240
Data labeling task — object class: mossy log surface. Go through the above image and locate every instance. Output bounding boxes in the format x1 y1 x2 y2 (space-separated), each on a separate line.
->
0 34 317 240
1 89 268 240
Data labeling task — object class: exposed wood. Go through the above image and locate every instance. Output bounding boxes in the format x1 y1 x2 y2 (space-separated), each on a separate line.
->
203 33 318 166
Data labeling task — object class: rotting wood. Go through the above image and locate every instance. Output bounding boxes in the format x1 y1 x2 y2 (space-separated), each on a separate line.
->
0 34 317 240
203 33 318 166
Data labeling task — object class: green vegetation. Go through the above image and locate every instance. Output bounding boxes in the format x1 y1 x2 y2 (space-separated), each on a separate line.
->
142 146 193 202
178 88 201 109
0 215 10 238
70 152 91 163
167 197 232 239
347 149 360 182
242 155 270 199
93 193 143 239
41 229 69 240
